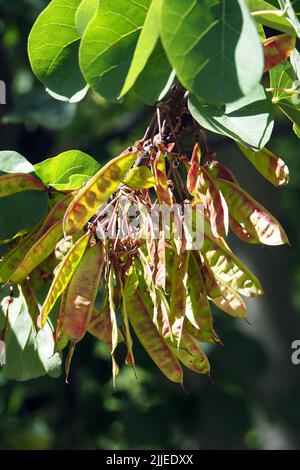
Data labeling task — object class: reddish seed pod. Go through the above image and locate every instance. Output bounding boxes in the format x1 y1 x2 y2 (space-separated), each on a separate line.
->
61 243 104 343
263 34 296 72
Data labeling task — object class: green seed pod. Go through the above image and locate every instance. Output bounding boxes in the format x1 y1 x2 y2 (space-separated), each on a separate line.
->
10 220 64 284
63 149 138 235
38 232 90 328
0 173 46 198
0 227 39 283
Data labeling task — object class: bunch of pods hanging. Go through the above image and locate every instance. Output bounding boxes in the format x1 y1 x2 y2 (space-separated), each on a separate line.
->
0 104 290 385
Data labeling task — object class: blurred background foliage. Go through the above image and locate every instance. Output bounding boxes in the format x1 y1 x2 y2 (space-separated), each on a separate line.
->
0 0 300 450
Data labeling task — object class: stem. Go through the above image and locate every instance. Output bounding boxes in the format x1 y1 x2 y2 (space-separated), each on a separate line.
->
141 110 157 142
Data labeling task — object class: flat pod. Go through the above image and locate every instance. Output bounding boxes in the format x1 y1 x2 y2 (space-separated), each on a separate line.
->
38 193 74 237
237 143 289 187
88 305 124 346
126 288 183 384
0 227 39 283
216 178 289 246
211 279 247 318
63 149 138 235
0 173 46 198
62 243 104 343
10 220 64 284
169 250 189 347
202 217 263 297
185 253 216 344
170 329 210 375
263 34 296 72
38 232 90 328
20 279 40 328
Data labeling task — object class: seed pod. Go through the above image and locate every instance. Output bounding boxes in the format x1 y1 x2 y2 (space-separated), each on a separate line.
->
263 34 296 73
211 279 247 318
169 250 189 348
208 160 239 185
153 151 172 205
10 220 64 284
63 149 138 235
62 243 104 343
200 257 221 299
216 179 289 246
0 173 46 198
20 279 40 329
170 329 210 375
126 287 183 384
38 232 90 328
185 253 216 344
237 143 289 187
187 143 201 194
54 290 68 352
202 217 263 297
38 193 74 237
0 227 39 283
108 266 121 387
88 305 124 346
124 166 155 189
199 167 229 239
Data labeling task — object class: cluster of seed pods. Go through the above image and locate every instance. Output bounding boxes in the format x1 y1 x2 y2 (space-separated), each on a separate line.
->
0 124 290 386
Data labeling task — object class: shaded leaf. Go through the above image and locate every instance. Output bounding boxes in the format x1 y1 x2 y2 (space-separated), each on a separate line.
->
2 288 61 381
133 41 173 105
189 85 274 151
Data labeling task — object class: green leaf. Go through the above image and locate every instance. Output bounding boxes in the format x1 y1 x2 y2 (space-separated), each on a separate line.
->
2 288 61 381
278 99 300 128
124 166 155 189
160 0 263 104
34 150 100 189
28 0 86 98
269 60 297 102
133 40 173 105
0 191 48 242
290 48 300 80
277 0 300 38
79 0 151 101
120 0 162 97
189 84 274 150
248 0 297 35
75 0 99 36
0 151 34 175
293 122 300 138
